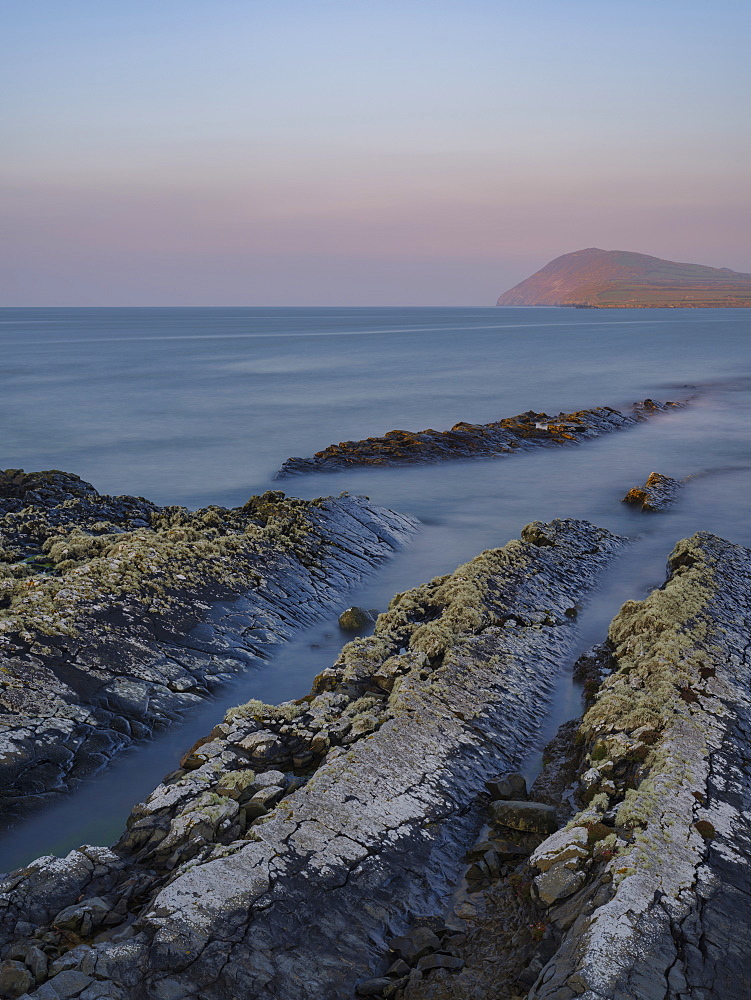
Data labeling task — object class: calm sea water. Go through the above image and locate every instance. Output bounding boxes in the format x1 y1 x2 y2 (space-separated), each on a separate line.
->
1 305 750 868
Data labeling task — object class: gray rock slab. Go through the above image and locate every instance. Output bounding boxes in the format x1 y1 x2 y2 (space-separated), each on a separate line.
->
0 518 623 999
0 472 417 823
529 532 751 999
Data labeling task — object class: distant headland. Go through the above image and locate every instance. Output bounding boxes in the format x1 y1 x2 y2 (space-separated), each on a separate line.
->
497 248 751 308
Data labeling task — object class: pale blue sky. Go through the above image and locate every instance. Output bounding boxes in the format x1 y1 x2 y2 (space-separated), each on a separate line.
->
2 0 749 304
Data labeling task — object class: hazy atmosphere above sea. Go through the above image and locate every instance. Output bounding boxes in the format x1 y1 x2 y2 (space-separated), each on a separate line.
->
2 0 750 306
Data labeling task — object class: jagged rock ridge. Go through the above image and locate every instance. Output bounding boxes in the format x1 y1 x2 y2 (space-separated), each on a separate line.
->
622 470 682 511
400 531 751 1000
0 469 417 825
275 398 683 477
497 248 751 308
0 518 624 999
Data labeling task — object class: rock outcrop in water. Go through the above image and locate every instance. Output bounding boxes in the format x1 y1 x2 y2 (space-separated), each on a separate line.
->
0 469 417 825
622 471 682 511
0 518 624 999
392 531 751 1000
275 399 683 477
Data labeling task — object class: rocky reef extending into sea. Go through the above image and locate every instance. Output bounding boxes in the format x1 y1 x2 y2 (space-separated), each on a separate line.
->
0 470 417 826
0 518 624 998
2 475 750 999
275 399 682 476
394 530 751 1000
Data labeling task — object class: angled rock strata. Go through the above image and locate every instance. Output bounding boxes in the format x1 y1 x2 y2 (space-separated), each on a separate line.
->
0 469 417 824
622 471 682 511
0 518 623 999
398 531 751 1000
275 399 684 477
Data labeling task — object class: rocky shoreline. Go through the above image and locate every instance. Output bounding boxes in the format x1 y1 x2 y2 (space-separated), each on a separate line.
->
0 518 624 998
381 531 751 999
0 470 418 826
2 469 750 998
275 399 684 477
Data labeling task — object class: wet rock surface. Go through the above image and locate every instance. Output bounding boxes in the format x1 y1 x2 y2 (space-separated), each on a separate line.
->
275 399 684 477
622 471 682 511
400 531 751 1000
0 469 417 825
0 518 622 999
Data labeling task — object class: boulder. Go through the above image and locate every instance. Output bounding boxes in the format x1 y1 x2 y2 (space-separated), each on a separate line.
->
533 866 587 906
388 927 442 964
416 954 465 972
355 979 392 996
0 961 33 998
489 800 558 834
622 471 681 511
485 771 527 801
338 607 374 630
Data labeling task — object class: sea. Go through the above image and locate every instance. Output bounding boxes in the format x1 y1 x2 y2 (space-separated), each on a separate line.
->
1 305 750 869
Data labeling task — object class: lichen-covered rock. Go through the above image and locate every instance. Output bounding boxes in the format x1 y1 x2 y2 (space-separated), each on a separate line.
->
488 800 558 834
337 606 374 630
0 470 417 823
275 399 685 476
622 470 682 510
526 532 751 999
0 518 622 999
401 531 751 1000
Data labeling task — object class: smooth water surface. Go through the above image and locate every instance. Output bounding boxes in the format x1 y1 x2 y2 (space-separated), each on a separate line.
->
0 306 749 868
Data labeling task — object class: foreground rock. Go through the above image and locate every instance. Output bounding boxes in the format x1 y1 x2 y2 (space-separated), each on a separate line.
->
399 531 751 999
622 470 682 510
0 469 417 824
275 399 683 476
0 518 623 998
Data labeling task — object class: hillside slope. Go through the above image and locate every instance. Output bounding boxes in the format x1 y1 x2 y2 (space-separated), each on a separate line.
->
497 248 751 307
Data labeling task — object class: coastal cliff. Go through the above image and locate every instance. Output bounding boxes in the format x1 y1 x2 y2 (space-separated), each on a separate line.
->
496 248 751 308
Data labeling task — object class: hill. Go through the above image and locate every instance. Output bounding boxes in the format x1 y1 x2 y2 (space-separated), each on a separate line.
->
497 248 751 307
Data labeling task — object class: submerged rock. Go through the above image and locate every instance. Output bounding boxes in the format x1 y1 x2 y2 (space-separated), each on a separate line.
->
622 470 682 510
0 518 623 999
274 399 685 476
0 469 417 824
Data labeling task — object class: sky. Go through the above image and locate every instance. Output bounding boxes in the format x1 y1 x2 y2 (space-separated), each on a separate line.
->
2 0 750 305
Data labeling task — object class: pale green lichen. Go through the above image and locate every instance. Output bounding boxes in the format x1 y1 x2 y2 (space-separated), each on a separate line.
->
225 699 304 724
560 534 722 887
0 491 321 641
582 535 717 741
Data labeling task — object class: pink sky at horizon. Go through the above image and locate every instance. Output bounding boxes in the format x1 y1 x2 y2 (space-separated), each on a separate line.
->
2 0 750 305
